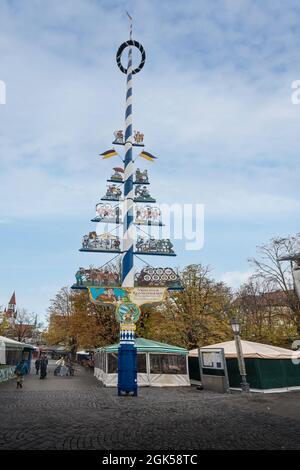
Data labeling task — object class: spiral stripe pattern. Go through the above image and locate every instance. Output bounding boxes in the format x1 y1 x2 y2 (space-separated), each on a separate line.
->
121 46 135 289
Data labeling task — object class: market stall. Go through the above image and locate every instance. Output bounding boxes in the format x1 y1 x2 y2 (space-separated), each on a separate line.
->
189 340 300 392
94 338 190 387
0 336 34 383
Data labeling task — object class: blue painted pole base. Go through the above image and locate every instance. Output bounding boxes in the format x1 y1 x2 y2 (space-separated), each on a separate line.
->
117 344 137 397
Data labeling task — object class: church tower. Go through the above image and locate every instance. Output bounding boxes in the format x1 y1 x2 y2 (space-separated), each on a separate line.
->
6 291 17 320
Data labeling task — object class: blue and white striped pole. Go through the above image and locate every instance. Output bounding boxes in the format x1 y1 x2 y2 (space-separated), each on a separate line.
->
122 45 135 289
116 22 146 395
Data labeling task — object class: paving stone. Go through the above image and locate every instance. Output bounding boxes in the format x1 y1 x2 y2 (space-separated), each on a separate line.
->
1 360 300 450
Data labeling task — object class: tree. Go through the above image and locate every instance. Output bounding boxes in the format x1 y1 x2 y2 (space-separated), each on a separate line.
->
249 235 300 334
138 264 233 349
234 277 297 347
0 307 10 336
46 287 76 354
6 309 40 342
45 287 119 354
71 291 119 348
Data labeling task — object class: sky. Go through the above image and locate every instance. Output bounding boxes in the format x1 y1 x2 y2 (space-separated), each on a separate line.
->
0 0 300 322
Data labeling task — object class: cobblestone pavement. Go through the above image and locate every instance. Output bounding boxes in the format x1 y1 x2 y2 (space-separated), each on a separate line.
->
1 360 300 450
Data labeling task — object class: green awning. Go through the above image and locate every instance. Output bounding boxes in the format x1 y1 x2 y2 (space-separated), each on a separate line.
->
97 337 188 355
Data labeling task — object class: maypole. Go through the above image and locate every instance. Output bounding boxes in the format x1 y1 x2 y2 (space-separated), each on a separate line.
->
72 13 181 397
122 14 134 289
117 14 142 395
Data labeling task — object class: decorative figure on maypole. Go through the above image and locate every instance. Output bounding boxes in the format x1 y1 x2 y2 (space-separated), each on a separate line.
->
135 168 148 184
113 130 124 144
71 12 182 397
109 167 124 182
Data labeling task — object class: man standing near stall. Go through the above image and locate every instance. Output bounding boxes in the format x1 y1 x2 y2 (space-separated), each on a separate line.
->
15 359 28 389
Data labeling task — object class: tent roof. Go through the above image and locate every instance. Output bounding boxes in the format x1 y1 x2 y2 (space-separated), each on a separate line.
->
98 337 188 354
189 340 300 359
0 335 34 349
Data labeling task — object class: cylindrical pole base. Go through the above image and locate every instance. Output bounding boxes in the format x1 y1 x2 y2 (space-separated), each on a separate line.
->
117 343 137 396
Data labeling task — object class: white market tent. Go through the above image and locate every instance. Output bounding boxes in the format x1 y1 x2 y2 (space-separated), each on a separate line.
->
0 335 31 347
0 335 34 357
0 336 34 383
189 340 300 360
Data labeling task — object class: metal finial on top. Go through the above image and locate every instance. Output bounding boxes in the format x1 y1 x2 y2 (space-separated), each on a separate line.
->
126 11 133 39
116 17 146 76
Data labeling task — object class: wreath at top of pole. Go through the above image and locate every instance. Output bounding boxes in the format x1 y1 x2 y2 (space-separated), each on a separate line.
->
116 40 146 75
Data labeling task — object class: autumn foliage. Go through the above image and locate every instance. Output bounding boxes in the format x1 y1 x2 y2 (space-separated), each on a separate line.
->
45 287 119 354
45 256 299 352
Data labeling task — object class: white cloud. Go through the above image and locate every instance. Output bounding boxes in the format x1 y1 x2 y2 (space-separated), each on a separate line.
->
1 1 300 222
1 1 300 316
220 270 253 288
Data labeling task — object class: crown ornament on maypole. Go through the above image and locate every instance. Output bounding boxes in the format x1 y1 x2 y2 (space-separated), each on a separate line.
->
71 14 182 397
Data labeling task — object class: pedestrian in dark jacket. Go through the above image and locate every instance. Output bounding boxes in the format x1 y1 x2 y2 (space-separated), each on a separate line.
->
35 358 41 375
40 355 48 379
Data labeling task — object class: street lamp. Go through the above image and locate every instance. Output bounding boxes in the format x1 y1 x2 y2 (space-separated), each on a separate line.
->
231 318 240 335
230 318 250 393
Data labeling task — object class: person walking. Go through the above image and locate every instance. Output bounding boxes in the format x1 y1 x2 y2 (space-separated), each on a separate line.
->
40 354 48 379
35 358 41 375
56 357 67 377
15 359 28 389
66 357 74 376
